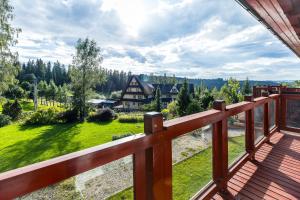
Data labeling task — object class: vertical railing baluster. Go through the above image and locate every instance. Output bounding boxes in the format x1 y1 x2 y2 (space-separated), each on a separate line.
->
262 92 269 139
212 100 228 193
134 112 172 200
245 95 255 160
279 88 286 130
275 96 280 129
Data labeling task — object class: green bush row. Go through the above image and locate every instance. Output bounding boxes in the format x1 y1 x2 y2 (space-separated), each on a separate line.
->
118 114 143 123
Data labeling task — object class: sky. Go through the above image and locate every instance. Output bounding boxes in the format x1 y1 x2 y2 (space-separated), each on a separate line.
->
11 0 300 80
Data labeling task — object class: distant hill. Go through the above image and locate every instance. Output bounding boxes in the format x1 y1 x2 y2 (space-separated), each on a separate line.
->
139 74 280 90
187 78 280 90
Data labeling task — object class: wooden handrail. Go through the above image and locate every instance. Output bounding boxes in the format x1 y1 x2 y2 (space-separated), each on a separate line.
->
0 93 289 199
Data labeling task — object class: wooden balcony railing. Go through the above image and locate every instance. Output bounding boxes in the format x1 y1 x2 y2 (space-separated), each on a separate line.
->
1 90 300 199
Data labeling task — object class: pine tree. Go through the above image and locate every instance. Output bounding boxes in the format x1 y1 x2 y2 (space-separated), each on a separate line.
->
45 62 52 83
155 87 161 112
242 77 251 95
176 79 191 116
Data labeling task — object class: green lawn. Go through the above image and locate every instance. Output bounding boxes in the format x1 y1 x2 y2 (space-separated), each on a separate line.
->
109 136 245 200
0 121 143 172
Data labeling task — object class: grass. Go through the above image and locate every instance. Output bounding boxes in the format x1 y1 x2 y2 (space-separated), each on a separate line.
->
0 120 143 172
109 136 245 200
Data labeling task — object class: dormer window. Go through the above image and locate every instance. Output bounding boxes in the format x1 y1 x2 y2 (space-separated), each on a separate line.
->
170 85 179 93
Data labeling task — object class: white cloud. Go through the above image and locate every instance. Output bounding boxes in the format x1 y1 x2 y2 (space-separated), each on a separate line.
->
11 0 300 80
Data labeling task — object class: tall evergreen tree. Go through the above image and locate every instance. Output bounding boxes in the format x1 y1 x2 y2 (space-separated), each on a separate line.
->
45 62 52 83
155 87 161 112
176 79 191 116
242 77 251 95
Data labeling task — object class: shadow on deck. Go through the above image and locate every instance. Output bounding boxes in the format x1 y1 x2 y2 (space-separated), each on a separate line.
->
211 131 300 200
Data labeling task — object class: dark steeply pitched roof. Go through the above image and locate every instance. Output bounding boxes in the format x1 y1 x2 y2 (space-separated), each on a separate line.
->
121 75 195 99
121 75 154 98
138 79 154 95
153 83 194 95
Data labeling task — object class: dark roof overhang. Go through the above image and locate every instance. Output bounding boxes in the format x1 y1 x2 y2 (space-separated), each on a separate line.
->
236 0 300 57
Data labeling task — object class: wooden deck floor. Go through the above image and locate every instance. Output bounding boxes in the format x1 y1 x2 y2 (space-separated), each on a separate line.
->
211 132 300 200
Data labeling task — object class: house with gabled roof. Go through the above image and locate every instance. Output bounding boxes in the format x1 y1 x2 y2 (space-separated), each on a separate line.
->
121 75 194 110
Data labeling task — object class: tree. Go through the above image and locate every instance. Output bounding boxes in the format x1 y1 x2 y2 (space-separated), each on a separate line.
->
176 79 191 116
38 80 47 104
0 0 21 94
211 87 220 100
293 80 300 88
2 99 22 120
220 78 243 104
70 38 105 121
155 87 161 112
187 99 203 115
4 84 24 99
167 100 177 119
45 62 52 83
242 77 251 95
110 90 122 100
61 83 71 108
48 80 57 106
199 89 214 110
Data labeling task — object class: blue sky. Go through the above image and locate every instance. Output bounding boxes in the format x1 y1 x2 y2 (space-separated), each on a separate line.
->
11 0 300 80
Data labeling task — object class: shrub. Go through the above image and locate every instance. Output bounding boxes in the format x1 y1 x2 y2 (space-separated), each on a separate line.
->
0 97 7 105
161 109 169 120
2 101 11 115
57 109 78 123
228 117 235 125
25 108 59 125
88 108 116 122
118 114 143 123
110 90 122 100
167 101 178 118
4 85 25 99
187 100 203 115
141 102 156 112
0 114 11 127
19 111 34 123
112 133 133 141
2 100 23 120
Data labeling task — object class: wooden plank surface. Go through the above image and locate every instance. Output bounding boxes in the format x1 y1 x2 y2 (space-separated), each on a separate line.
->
210 132 300 200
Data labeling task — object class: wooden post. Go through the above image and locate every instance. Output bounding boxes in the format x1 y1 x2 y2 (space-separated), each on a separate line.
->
212 100 228 193
279 88 285 131
262 92 269 138
244 95 255 160
134 112 172 200
133 148 153 200
275 97 280 130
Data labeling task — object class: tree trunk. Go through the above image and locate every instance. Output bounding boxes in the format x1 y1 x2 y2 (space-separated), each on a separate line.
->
81 65 86 121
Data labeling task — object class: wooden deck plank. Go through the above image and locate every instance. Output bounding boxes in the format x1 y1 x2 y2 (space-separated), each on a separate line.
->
211 132 300 200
